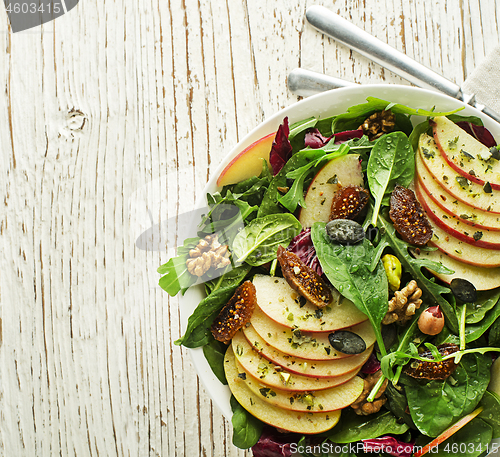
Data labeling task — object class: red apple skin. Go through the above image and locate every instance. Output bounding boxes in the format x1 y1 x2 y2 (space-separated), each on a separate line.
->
432 116 500 190
216 132 275 187
416 136 500 214
415 161 500 231
415 181 500 249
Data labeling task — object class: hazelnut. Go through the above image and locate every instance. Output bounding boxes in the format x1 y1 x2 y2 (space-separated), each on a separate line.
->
418 306 445 335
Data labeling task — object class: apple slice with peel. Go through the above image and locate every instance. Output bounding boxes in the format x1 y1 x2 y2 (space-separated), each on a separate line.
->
224 346 341 434
253 275 368 332
242 324 373 378
432 116 500 190
428 222 500 267
232 331 359 391
299 154 363 227
216 132 275 187
416 154 500 231
413 248 500 291
489 358 500 396
250 307 376 361
414 407 484 457
235 358 363 412
415 181 500 249
417 134 500 213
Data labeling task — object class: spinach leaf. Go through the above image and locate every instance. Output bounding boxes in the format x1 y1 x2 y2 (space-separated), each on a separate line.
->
373 212 459 333
367 131 414 225
311 223 389 355
385 383 417 429
479 390 500 438
232 214 301 266
327 409 408 443
409 120 431 153
202 339 228 384
402 352 491 437
489 316 500 346
465 288 500 324
230 395 263 449
175 265 251 348
158 237 200 296
432 418 492 457
465 297 500 343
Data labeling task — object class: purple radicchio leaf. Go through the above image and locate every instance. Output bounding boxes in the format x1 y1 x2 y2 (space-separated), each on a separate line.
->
456 121 496 148
363 436 414 457
361 352 381 374
287 228 322 276
304 128 363 149
251 427 295 457
269 117 293 175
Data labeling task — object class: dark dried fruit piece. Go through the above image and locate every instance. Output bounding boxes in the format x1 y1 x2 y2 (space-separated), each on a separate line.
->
330 185 370 221
211 281 256 344
277 246 332 308
403 343 459 380
389 185 433 246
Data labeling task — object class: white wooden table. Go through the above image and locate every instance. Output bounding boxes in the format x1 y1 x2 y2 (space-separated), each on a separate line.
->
1 1 498 456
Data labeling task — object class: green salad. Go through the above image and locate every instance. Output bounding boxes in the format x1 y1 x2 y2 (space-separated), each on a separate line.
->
159 97 500 457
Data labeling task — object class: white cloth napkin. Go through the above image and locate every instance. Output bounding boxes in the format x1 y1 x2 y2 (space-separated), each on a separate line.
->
461 46 500 114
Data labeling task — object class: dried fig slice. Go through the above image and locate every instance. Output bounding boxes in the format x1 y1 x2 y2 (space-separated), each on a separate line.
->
277 245 332 308
403 343 459 380
211 281 256 344
389 185 433 246
330 185 370 221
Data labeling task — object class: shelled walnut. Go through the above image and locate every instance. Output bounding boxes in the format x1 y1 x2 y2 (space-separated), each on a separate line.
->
383 280 422 325
186 234 231 277
360 110 396 140
351 371 388 416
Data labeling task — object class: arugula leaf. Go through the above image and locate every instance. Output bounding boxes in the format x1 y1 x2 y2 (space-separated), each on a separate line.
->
175 265 251 348
232 214 301 266
402 352 491 437
311 223 389 356
230 395 263 449
202 339 228 384
158 237 200 296
331 97 463 133
327 409 409 443
258 149 326 217
367 131 414 225
374 212 459 333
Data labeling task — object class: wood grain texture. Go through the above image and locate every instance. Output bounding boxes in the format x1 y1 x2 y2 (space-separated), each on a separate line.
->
0 0 497 456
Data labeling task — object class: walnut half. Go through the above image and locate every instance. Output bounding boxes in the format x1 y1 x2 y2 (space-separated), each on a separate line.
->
186 234 231 277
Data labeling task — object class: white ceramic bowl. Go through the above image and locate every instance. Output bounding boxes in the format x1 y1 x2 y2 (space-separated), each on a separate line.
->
179 84 500 441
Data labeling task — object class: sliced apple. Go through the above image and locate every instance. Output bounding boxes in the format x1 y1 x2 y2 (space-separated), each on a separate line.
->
416 154 500 231
253 275 367 332
232 331 359 391
216 132 275 187
488 357 500 396
299 154 363 228
432 116 500 190
428 222 500 267
242 324 373 378
412 248 500 290
415 181 500 249
417 134 500 213
250 307 376 361
235 358 364 412
224 346 341 434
